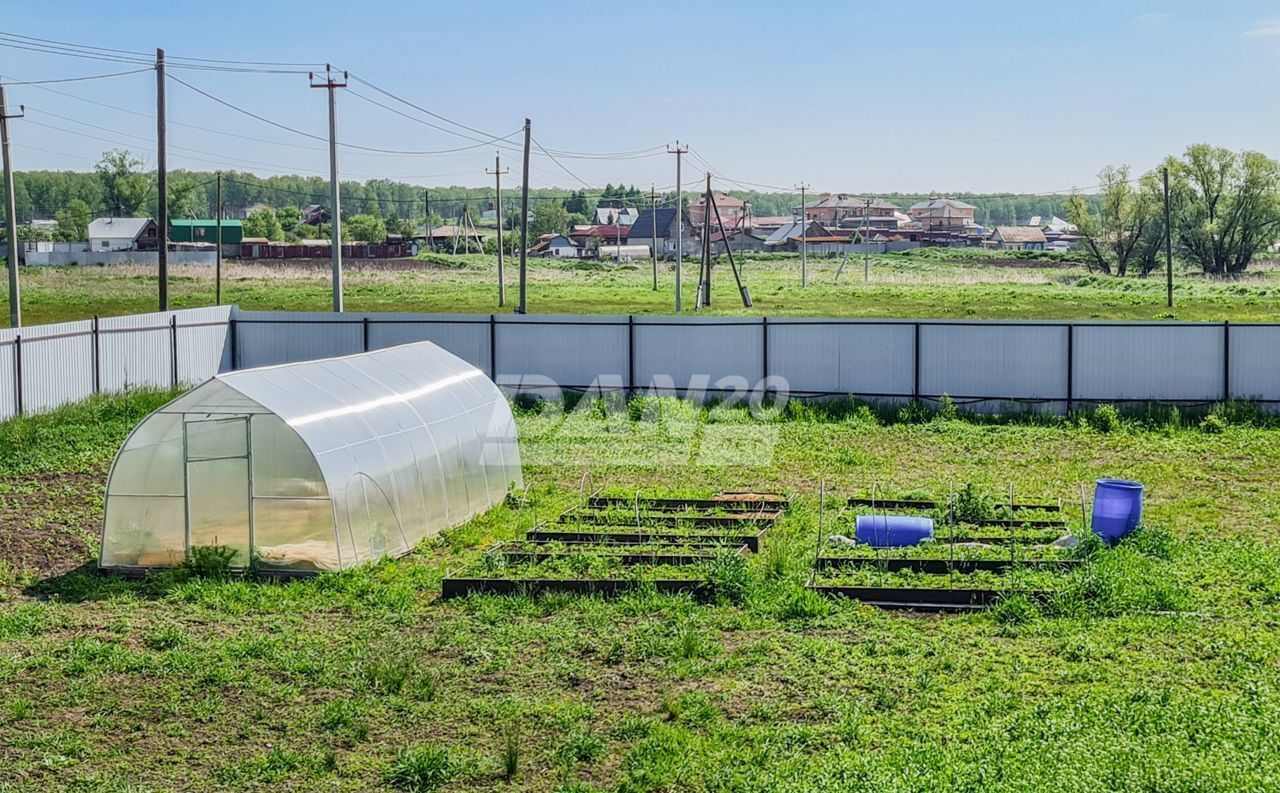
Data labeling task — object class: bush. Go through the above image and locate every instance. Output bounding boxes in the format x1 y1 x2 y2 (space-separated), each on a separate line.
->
703 549 751 604
952 483 992 523
385 746 457 792
1088 404 1122 433
1199 413 1227 434
186 545 238 579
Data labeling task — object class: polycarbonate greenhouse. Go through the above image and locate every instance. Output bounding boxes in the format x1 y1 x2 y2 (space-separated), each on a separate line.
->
100 341 522 573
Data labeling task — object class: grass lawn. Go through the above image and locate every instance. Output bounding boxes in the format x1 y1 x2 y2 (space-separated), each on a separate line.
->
0 392 1278 791
4 249 1280 326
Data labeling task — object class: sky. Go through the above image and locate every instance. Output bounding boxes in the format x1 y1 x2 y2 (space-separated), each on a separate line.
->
3 0 1280 195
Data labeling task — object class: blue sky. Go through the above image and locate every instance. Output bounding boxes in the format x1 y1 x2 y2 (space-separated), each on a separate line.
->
3 0 1280 194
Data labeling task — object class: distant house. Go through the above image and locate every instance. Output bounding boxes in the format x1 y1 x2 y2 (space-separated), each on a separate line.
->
418 224 485 250
628 207 692 257
569 224 630 255
908 198 977 231
750 215 792 233
170 219 244 245
301 204 330 226
990 226 1046 250
592 206 639 226
240 202 271 220
803 194 900 230
763 219 832 250
88 217 159 251
528 233 580 258
688 193 748 229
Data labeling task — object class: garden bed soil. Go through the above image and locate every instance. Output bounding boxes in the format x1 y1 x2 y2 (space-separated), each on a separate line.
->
440 577 708 599
526 526 768 553
813 557 1081 574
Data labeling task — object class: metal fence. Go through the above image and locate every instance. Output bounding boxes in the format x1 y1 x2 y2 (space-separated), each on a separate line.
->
0 306 233 419
230 311 1280 412
2 307 1277 421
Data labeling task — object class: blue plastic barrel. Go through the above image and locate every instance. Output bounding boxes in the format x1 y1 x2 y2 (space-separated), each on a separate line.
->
1091 479 1144 544
855 515 934 548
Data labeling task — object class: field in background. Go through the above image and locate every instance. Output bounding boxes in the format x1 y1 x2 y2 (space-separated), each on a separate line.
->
0 392 1278 790
3 250 1280 326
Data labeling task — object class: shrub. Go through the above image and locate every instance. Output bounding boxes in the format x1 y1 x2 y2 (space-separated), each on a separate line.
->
385 746 457 792
703 549 751 604
938 393 959 421
186 545 238 579
1199 413 1227 434
952 483 992 523
1089 404 1122 433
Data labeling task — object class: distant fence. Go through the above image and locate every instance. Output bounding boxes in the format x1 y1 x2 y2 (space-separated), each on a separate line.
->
2 307 1279 421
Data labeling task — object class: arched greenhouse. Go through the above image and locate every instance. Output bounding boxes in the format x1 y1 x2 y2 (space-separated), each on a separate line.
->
100 341 522 573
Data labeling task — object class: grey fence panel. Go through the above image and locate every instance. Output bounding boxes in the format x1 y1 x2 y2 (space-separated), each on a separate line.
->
634 318 762 393
0 343 14 418
177 318 234 385
496 315 628 389
366 314 491 372
1227 325 1280 402
768 320 914 396
921 323 1067 400
233 311 361 368
20 332 96 414
1073 324 1224 401
99 316 176 392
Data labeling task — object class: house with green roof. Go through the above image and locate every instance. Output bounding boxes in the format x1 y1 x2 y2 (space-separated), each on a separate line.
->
170 219 243 245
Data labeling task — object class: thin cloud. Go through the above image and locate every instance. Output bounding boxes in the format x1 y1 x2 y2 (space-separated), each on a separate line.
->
1243 18 1280 37
1133 12 1169 23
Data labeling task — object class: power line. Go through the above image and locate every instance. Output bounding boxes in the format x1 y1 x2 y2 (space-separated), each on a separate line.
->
0 68 152 86
0 29 325 67
532 137 592 189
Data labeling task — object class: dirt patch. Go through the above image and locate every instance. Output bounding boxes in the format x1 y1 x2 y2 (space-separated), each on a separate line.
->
0 471 102 581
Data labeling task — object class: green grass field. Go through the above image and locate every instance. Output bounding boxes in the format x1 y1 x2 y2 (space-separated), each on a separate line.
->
1 391 1278 791
5 249 1280 326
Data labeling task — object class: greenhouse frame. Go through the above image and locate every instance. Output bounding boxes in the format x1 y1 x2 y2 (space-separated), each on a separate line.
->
100 341 522 573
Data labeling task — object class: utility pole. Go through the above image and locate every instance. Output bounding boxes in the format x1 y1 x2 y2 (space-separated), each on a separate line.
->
1163 166 1173 309
795 183 808 288
215 172 223 305
863 197 871 283
517 118 530 314
0 84 23 328
423 189 432 252
650 183 658 290
310 65 347 312
667 142 688 312
156 48 168 311
697 172 712 309
487 153 509 306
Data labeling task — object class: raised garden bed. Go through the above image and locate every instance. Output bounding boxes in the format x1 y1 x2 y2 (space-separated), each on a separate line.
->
804 583 1052 611
806 563 1071 612
442 577 707 599
526 525 769 553
847 496 1060 512
558 507 783 528
487 540 749 566
588 493 789 512
814 556 1081 574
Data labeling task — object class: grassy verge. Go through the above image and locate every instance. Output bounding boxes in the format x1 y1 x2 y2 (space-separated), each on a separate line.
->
0 391 1278 790
4 252 1280 325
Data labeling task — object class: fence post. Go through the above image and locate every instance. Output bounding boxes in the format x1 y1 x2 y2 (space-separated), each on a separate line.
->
912 322 921 402
1223 320 1230 402
361 316 370 352
91 315 101 394
488 314 497 382
1065 323 1074 414
13 334 22 416
229 317 238 371
627 314 635 398
170 315 179 387
761 316 769 385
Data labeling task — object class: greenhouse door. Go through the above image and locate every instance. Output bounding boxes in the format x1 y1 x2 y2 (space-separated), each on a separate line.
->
183 416 252 566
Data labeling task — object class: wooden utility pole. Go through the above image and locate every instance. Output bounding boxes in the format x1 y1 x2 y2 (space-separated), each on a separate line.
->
795 183 808 288
487 153 509 306
215 172 223 305
697 173 712 309
1163 166 1173 308
667 142 688 312
862 197 871 282
517 118 531 314
423 189 432 252
650 184 657 290
156 48 169 311
310 65 347 312
0 84 23 327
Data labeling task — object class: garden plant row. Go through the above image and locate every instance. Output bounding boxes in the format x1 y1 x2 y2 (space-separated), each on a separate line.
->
440 491 788 599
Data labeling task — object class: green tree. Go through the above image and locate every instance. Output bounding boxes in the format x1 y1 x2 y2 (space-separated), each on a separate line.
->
346 213 387 242
1165 144 1280 275
1065 165 1162 276
530 201 570 237
54 199 92 242
243 208 284 241
95 149 150 217
565 190 589 216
